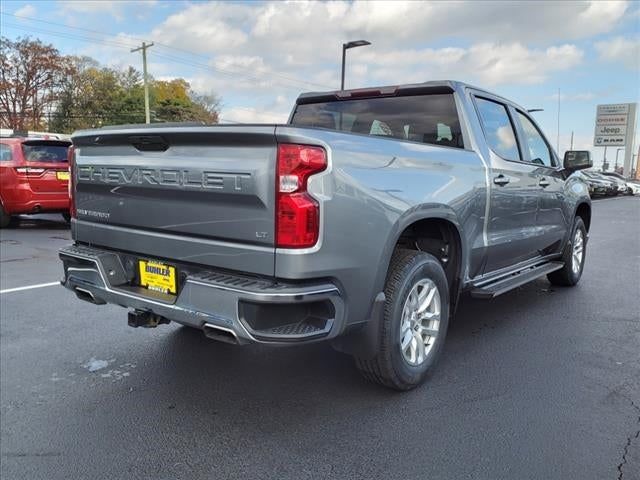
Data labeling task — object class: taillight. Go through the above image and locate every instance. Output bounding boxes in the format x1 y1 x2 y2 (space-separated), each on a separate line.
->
276 144 327 248
15 167 45 175
68 145 77 219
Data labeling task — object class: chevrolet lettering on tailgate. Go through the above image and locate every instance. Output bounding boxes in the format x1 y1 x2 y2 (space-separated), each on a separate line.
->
77 165 252 192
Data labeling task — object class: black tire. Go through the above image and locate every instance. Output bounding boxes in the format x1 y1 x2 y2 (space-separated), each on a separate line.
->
355 249 450 390
61 213 71 223
547 217 587 286
0 205 11 229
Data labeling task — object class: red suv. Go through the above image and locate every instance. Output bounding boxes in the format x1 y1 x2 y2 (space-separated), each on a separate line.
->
0 136 71 228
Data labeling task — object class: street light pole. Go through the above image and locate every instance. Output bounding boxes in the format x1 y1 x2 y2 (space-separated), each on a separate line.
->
556 88 560 155
131 41 154 124
340 40 371 90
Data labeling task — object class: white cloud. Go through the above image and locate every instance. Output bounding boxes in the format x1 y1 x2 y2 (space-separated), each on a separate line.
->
58 0 158 22
149 2 249 53
354 43 584 87
129 0 604 100
218 93 293 124
148 1 627 59
14 4 36 18
497 125 517 151
220 106 287 124
54 0 628 123
595 36 640 70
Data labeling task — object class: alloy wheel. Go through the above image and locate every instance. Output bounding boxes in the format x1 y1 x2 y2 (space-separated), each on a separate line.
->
399 279 441 366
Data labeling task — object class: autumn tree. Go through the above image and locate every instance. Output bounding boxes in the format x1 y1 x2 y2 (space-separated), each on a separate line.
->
0 37 72 130
51 60 147 131
152 79 220 124
50 66 221 131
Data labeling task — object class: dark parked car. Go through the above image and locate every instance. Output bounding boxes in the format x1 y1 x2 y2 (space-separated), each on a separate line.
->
574 171 610 197
59 81 593 390
600 172 633 195
581 171 618 196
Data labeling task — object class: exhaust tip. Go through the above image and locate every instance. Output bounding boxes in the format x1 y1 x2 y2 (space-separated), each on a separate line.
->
203 323 239 345
75 287 105 305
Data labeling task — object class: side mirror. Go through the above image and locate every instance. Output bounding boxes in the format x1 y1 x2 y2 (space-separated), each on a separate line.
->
563 150 592 172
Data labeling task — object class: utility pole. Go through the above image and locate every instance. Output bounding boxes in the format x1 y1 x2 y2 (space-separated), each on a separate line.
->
131 42 154 124
570 131 574 150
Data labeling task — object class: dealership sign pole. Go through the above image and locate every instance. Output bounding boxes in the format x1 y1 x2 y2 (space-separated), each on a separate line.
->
593 103 637 176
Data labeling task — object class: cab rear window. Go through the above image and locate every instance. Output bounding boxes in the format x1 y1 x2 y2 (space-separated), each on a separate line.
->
290 94 464 149
22 142 69 163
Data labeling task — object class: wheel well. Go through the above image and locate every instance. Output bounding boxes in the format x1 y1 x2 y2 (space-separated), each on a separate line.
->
394 218 463 308
576 203 591 232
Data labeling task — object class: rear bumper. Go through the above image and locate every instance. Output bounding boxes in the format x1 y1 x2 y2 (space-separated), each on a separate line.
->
3 188 69 214
59 244 345 345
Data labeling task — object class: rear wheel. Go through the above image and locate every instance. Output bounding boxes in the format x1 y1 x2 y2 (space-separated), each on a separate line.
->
0 205 11 229
354 249 450 390
547 217 587 286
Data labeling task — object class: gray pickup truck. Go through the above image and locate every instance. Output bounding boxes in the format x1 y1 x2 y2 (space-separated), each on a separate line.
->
59 81 593 390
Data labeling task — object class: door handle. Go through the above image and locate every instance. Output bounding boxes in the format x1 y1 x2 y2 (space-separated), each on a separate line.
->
539 178 550 188
493 174 510 186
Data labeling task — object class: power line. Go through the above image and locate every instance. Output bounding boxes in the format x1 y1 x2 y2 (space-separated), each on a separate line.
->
3 21 320 96
2 22 140 49
3 111 241 123
2 20 292 123
1 11 332 90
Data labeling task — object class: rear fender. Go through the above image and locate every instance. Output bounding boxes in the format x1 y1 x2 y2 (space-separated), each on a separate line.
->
372 205 465 298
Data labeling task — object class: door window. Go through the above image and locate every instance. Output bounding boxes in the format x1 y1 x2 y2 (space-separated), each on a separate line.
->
515 111 554 166
475 97 520 161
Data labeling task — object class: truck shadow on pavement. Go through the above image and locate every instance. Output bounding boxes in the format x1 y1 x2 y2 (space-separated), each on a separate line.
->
151 277 562 407
93 276 564 448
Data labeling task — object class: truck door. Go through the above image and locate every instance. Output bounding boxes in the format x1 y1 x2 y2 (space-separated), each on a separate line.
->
473 96 542 273
511 109 568 254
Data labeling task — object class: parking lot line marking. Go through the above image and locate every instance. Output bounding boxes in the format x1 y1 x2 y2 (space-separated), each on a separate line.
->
0 282 60 294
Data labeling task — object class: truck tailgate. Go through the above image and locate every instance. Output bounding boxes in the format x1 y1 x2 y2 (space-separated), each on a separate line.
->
71 125 277 276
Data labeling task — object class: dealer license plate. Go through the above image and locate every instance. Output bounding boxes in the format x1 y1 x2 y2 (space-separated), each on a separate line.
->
138 260 177 295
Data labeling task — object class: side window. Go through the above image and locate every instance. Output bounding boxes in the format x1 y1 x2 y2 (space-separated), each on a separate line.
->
475 97 520 161
515 111 553 166
0 144 12 162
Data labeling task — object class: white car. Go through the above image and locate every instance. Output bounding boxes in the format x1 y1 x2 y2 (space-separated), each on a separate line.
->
627 181 640 195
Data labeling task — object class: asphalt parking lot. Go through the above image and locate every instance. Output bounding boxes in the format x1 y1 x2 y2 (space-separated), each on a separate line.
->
1 197 639 480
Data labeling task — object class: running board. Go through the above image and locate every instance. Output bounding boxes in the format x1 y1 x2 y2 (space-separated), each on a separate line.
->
470 261 564 299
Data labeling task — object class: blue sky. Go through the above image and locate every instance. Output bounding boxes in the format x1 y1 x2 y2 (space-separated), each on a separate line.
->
1 0 638 167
